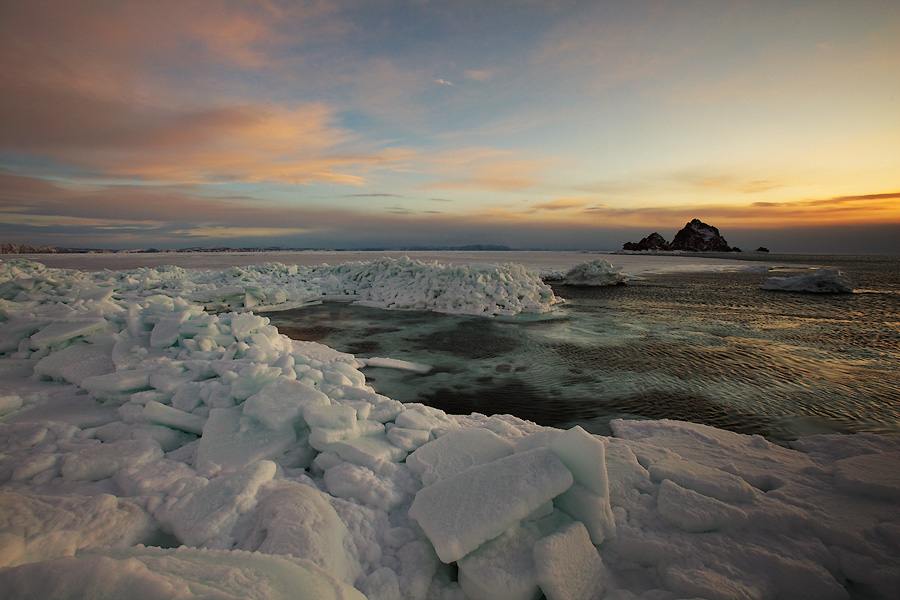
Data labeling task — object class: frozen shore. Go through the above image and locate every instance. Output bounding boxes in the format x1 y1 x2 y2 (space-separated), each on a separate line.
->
0 257 897 599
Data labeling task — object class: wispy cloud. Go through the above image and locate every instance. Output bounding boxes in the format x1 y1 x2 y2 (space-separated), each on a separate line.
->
531 199 588 211
422 148 555 191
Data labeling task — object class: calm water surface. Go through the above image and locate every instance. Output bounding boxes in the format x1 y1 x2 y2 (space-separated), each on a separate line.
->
270 254 900 445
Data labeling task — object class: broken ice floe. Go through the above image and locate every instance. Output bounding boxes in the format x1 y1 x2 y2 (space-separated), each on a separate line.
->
761 267 854 293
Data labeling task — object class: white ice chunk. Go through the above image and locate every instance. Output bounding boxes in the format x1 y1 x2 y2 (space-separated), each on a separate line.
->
550 426 612 497
308 420 384 451
324 462 407 511
0 491 154 569
330 434 409 470
235 481 362 584
386 426 432 451
552 482 615 545
559 259 627 286
29 319 108 350
409 448 574 563
196 408 296 474
230 363 284 401
0 545 366 600
111 333 166 370
242 377 330 430
33 342 115 386
114 457 203 499
60 438 163 482
406 427 515 486
229 313 268 341
457 512 571 600
458 523 544 600
154 460 276 547
833 452 900 501
304 403 357 430
368 397 405 423
761 267 854 293
149 310 190 348
80 368 156 400
394 404 457 433
143 401 206 435
648 458 756 504
0 394 23 417
533 521 606 600
656 479 749 533
361 567 402 600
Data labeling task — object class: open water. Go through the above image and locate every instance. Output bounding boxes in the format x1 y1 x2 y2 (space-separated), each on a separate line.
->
269 254 900 445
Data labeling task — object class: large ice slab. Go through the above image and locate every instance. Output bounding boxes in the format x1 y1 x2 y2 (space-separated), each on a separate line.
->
408 448 573 563
406 427 515 486
33 342 116 386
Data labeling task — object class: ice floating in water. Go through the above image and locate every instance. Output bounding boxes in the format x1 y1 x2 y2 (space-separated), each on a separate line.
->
761 267 854 293
567 258 627 286
1 256 899 600
551 258 628 286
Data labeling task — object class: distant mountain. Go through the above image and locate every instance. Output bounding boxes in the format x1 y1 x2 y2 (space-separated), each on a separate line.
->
1 242 516 254
358 244 514 252
622 219 741 252
0 243 114 254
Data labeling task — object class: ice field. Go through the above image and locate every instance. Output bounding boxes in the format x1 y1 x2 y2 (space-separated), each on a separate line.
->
0 255 898 599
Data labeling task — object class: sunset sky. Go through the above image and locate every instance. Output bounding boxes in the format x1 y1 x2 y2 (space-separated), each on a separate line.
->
1 0 899 252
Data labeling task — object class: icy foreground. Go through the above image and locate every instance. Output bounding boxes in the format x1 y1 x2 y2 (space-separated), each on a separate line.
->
761 268 854 293
1 259 898 600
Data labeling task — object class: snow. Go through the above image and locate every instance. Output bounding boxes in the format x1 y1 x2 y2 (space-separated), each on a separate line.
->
1 256 898 599
761 267 854 293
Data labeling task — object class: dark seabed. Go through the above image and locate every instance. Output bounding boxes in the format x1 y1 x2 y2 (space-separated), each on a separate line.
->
269 254 900 445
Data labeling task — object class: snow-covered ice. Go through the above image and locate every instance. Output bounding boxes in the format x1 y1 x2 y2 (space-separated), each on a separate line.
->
761 267 854 293
0 256 898 599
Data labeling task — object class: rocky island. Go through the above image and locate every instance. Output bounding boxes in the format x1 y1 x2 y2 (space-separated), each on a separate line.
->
622 219 740 252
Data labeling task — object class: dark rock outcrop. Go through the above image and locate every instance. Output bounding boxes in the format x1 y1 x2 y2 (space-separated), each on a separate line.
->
622 232 671 252
669 219 735 252
756 247 769 253
621 219 740 252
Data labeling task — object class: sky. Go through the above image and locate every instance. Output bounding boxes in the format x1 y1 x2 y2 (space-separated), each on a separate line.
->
1 0 899 253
